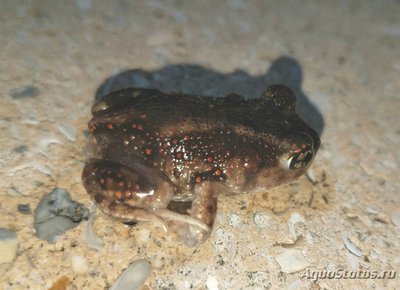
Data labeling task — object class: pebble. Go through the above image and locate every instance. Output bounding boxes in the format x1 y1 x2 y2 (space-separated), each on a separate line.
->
253 212 271 228
17 204 31 214
275 249 310 273
206 275 219 290
9 85 40 99
34 188 90 243
110 259 151 290
391 211 400 229
71 255 88 274
0 229 17 264
342 235 363 257
13 145 29 153
227 213 241 227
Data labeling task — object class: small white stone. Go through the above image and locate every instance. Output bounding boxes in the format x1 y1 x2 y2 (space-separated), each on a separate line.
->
276 249 310 273
0 229 17 264
342 236 363 257
253 212 270 228
391 211 400 229
206 275 219 290
110 259 151 290
227 214 240 227
71 255 89 274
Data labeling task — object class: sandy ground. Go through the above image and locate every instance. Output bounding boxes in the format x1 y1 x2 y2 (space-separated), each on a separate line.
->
1 1 399 289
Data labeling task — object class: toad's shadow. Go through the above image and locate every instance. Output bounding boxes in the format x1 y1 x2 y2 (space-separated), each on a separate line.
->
96 56 324 136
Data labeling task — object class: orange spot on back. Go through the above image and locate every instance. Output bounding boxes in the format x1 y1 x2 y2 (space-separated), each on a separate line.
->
215 169 222 176
145 148 152 155
107 123 114 129
132 123 137 128
114 191 123 199
138 124 144 130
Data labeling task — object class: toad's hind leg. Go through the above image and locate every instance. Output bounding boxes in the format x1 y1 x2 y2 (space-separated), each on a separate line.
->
82 159 176 230
82 159 212 235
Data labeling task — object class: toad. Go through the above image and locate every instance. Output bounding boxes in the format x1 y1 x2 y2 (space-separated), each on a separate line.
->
82 85 320 246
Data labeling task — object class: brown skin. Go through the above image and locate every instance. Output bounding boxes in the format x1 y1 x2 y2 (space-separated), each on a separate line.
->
82 85 320 246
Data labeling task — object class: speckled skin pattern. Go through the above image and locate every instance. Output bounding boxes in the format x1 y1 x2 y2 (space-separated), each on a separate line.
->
82 85 320 246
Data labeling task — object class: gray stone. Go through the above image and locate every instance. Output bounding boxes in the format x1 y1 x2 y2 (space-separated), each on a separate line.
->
9 85 40 99
34 188 90 243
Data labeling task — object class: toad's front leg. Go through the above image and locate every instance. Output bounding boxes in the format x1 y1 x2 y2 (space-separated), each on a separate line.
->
177 181 218 246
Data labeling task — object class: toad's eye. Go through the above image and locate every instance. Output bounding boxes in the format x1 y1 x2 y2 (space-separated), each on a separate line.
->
283 148 314 170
